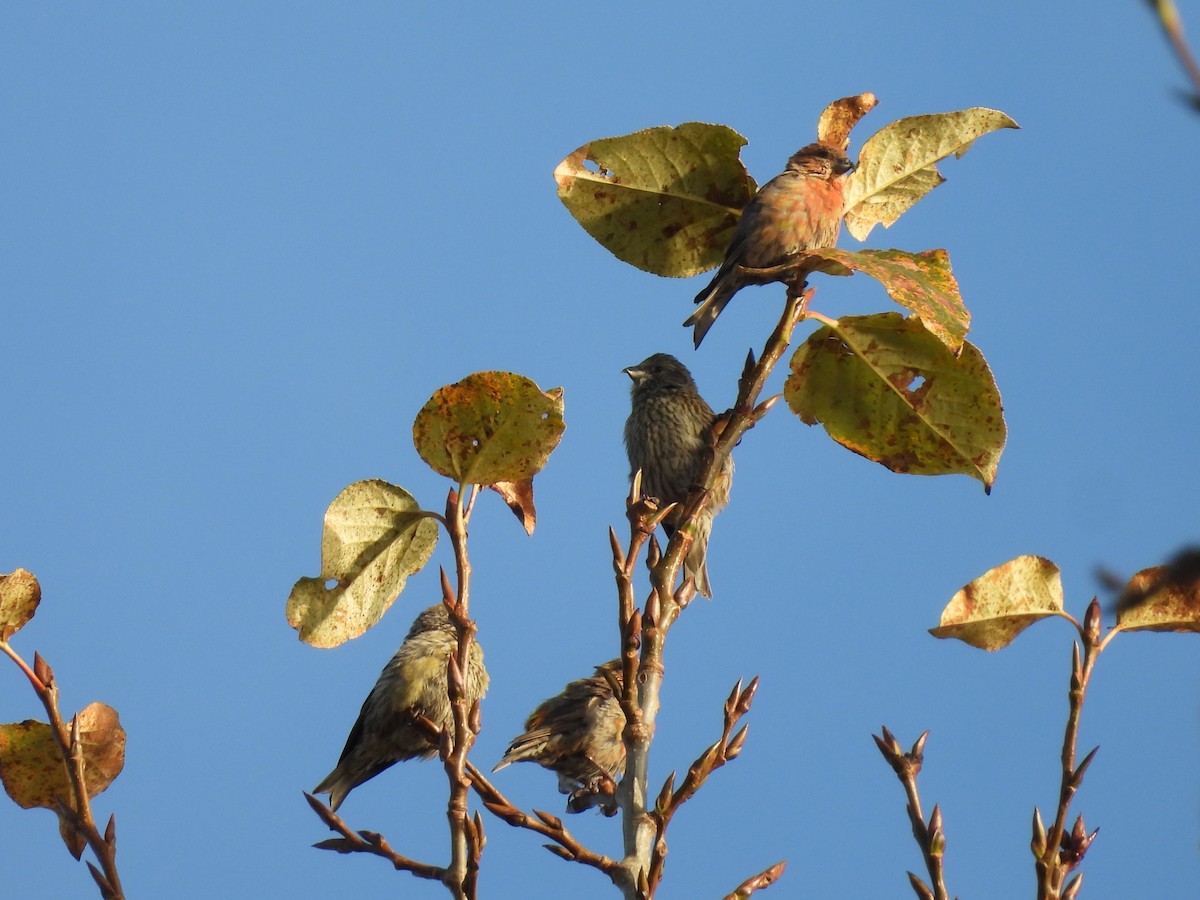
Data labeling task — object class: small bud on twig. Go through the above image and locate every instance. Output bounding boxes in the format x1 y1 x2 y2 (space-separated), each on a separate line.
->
1083 597 1102 643
906 872 936 900
1031 807 1047 856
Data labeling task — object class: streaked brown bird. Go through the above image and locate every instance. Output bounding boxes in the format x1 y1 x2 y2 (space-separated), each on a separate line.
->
686 141 854 347
493 659 625 816
313 603 488 811
623 353 732 598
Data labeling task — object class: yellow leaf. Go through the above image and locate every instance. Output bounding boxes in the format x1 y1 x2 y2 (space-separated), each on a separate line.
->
785 313 1005 490
286 480 438 648
931 556 1064 650
1116 555 1200 633
803 248 968 353
413 372 565 486
0 568 41 640
554 122 756 277
842 108 1019 241
0 702 126 811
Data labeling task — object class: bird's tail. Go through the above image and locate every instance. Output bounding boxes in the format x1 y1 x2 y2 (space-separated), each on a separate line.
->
685 276 735 348
684 514 714 599
313 767 353 812
492 731 549 772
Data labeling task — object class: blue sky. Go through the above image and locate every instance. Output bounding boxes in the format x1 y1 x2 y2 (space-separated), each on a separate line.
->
3 3 1198 897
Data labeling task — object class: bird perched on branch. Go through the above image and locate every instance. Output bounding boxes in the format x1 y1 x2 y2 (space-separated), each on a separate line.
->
313 603 488 811
493 659 626 816
623 353 733 598
686 141 854 347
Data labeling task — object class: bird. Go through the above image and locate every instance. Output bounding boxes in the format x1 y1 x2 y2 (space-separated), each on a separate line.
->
686 141 854 347
623 353 733 598
493 659 626 816
313 603 488 811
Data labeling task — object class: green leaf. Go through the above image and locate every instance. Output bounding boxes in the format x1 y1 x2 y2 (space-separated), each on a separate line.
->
842 107 1020 241
803 248 969 352
286 480 438 648
413 371 565 486
784 313 1005 490
553 122 756 277
0 569 40 641
930 555 1064 650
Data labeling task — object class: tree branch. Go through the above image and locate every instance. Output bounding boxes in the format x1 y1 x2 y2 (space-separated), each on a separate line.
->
872 727 950 900
646 678 758 894
441 485 483 899
464 761 620 878
0 642 125 900
304 792 446 880
1035 599 1102 900
616 285 815 897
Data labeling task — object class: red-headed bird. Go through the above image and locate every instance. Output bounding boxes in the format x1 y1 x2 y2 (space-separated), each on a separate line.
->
686 141 853 347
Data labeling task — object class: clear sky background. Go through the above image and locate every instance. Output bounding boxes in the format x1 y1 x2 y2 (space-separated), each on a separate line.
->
3 3 1198 898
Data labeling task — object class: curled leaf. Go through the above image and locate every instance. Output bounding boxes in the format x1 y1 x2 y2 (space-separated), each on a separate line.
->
816 92 878 151
487 478 537 535
931 556 1065 650
0 703 126 812
286 480 438 648
802 247 968 352
785 313 1004 490
842 107 1020 240
0 569 41 640
554 122 756 277
413 372 565 486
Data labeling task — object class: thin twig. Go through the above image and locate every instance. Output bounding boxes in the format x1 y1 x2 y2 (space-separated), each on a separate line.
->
441 486 482 899
872 727 950 900
1036 600 1103 900
646 678 758 893
722 860 788 899
464 762 620 878
305 792 446 879
0 642 125 899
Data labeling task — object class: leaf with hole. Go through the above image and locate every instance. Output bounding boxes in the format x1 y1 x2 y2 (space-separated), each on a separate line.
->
554 122 756 277
286 480 438 648
413 371 565 487
785 313 1004 490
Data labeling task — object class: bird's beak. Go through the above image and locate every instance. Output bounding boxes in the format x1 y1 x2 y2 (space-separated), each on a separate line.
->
836 158 856 175
623 366 643 381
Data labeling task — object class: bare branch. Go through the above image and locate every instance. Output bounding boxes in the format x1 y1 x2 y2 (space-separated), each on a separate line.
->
645 677 758 893
305 793 445 880
1036 598 1105 899
722 860 787 899
464 762 620 879
873 727 951 900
